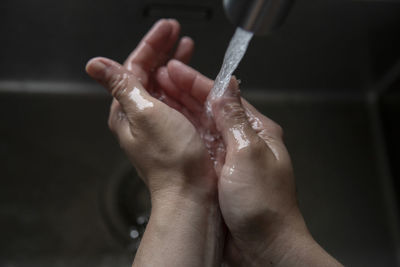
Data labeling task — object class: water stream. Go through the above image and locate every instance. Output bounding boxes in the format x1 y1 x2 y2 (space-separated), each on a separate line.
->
201 27 253 166
206 27 254 114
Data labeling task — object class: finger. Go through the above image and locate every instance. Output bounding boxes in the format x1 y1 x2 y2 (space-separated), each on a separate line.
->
156 86 182 111
211 78 263 154
241 99 288 161
173 36 195 64
155 66 180 99
214 142 226 176
167 59 214 103
156 65 203 114
154 66 201 124
124 19 181 73
242 98 284 140
167 59 283 139
86 57 157 124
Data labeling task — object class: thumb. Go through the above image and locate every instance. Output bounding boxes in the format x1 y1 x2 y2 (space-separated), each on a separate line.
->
211 78 261 153
86 57 156 122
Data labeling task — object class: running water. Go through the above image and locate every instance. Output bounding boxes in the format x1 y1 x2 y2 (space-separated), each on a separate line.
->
206 27 254 114
197 28 253 265
200 27 253 167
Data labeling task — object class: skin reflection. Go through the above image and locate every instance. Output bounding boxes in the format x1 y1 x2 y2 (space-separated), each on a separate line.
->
129 87 154 110
230 125 250 150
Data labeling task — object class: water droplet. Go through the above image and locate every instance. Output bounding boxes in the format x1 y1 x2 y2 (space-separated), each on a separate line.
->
136 216 147 225
198 27 253 168
130 229 139 239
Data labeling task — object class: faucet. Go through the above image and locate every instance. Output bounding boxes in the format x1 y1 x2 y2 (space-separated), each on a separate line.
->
223 0 294 35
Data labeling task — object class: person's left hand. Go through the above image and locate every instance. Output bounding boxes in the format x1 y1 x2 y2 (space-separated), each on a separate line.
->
86 19 216 205
86 19 225 267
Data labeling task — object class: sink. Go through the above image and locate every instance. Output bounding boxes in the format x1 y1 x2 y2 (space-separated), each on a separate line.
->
1 0 400 266
0 81 399 266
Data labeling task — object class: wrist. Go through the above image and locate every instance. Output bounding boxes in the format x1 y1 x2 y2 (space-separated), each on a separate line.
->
261 224 342 267
233 208 311 266
135 189 224 267
150 186 218 227
234 209 342 267
152 192 214 210
261 217 314 266
148 173 222 250
148 170 218 209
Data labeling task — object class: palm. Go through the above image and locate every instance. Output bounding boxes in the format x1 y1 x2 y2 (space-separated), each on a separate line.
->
118 19 254 264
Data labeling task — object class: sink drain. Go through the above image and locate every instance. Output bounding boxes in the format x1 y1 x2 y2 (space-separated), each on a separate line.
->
101 162 151 251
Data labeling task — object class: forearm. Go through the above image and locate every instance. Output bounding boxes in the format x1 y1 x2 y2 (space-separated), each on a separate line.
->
132 191 224 267
237 215 343 267
263 229 343 267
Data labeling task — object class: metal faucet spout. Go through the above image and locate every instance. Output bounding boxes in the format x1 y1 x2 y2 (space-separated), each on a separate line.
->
223 0 294 35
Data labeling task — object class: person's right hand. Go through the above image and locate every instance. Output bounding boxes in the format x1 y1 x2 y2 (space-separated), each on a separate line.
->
159 60 342 267
210 80 309 266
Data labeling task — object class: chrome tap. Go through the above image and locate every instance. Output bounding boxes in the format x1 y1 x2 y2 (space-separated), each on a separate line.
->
223 0 294 35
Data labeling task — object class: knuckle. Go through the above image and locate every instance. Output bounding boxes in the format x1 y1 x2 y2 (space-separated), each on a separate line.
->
107 114 115 132
223 101 246 124
273 123 284 138
236 137 266 158
139 104 156 118
249 138 267 156
130 104 157 128
109 73 130 99
263 119 284 140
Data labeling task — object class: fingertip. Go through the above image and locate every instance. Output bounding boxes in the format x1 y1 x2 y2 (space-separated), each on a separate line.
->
229 76 240 94
167 18 180 30
167 60 185 82
167 59 195 78
155 65 168 79
180 36 194 48
167 18 181 45
210 90 245 134
154 18 171 30
167 18 179 23
230 76 240 89
147 19 173 41
167 59 194 89
155 66 181 99
85 57 113 80
167 58 184 71
155 66 171 88
87 57 138 100
174 36 195 64
167 59 212 103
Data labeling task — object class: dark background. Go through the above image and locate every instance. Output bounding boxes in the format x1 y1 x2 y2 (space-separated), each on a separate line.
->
1 0 400 266
1 0 400 89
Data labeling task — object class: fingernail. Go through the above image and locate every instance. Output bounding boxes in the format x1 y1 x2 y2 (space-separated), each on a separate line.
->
167 18 178 24
86 59 107 80
181 36 194 44
154 18 167 28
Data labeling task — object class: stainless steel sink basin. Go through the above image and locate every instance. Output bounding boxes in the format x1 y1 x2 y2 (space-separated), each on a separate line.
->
0 81 399 266
1 0 400 266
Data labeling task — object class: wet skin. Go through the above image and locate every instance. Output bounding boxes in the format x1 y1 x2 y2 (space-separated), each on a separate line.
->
86 19 342 267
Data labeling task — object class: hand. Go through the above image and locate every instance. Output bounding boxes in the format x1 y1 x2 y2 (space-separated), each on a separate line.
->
86 19 215 203
160 60 342 266
86 20 223 267
211 80 305 266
